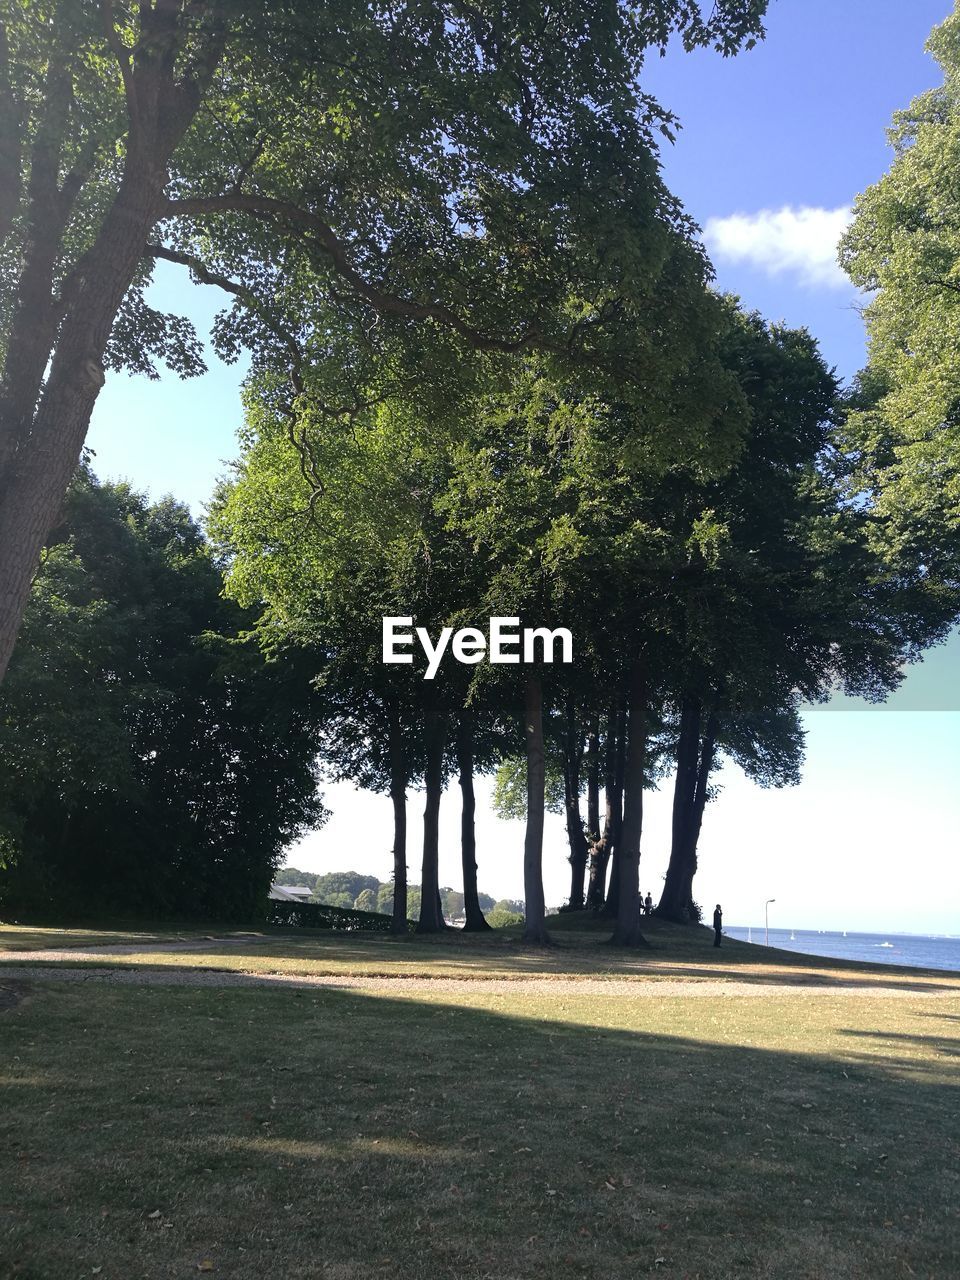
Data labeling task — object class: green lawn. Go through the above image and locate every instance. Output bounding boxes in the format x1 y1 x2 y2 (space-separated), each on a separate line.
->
3 914 957 989
2 935 958 1278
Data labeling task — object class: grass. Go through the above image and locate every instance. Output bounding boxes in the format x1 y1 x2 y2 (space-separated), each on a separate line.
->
0 923 250 952
2 920 958 1278
3 913 958 989
2 978 958 1279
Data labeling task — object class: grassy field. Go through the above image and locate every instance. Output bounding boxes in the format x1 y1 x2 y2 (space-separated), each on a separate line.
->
3 914 958 988
0 923 255 952
1 923 958 1279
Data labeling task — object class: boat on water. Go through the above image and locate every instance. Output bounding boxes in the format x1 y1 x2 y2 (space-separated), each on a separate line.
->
878 941 894 948
789 931 796 941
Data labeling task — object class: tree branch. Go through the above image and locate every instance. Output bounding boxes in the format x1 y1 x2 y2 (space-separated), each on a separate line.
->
162 193 547 355
99 0 138 124
143 241 245 296
920 275 960 297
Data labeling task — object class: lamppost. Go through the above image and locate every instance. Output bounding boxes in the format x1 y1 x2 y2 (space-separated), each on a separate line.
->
765 898 776 947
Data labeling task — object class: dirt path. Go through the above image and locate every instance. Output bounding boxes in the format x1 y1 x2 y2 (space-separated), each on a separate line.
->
0 963 955 1000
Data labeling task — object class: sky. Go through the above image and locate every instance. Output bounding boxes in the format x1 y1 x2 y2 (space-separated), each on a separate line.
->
85 0 960 935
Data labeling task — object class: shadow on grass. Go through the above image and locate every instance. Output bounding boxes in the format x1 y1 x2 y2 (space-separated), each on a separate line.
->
839 1027 960 1057
1 979 959 1280
16 940 954 993
614 962 960 993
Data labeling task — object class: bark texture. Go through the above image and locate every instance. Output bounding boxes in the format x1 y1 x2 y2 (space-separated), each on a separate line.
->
416 706 446 933
601 699 626 917
0 6 221 682
521 675 551 945
457 716 491 931
586 715 601 843
610 660 649 947
586 702 617 908
562 697 588 909
387 701 408 935
659 701 718 922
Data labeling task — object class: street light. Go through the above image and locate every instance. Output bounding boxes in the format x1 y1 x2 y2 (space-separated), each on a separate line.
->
765 898 776 947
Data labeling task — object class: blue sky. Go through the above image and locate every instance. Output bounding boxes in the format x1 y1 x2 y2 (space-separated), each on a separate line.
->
85 0 959 934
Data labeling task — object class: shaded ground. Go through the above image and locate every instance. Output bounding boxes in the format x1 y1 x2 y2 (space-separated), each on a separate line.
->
2 977 958 1280
0 980 22 1012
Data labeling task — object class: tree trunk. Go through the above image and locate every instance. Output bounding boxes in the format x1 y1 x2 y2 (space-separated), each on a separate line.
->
658 697 703 922
678 711 718 912
563 696 588 910
586 714 600 843
390 784 408 934
457 716 491 931
602 699 626 917
416 704 446 934
0 13 214 684
610 659 649 947
521 675 551 945
386 700 408 935
587 702 615 908
586 836 607 911
0 159 169 681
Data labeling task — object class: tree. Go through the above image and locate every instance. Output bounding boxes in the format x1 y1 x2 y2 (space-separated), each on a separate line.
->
487 905 524 929
0 0 769 684
0 470 325 920
839 4 960 598
273 867 317 889
210 382 484 935
311 872 380 908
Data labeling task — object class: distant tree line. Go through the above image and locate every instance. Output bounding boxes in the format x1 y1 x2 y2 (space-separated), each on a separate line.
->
275 868 523 927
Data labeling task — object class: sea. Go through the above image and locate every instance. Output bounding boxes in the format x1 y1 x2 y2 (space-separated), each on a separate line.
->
723 927 960 974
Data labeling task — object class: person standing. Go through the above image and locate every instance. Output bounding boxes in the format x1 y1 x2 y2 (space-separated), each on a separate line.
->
713 903 723 947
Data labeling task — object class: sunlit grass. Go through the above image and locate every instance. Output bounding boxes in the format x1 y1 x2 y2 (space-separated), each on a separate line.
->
3 914 957 990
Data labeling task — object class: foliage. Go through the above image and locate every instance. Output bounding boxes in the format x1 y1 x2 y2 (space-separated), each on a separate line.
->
492 755 566 821
0 471 326 922
0 0 771 685
310 872 380 908
839 5 960 597
301 871 498 922
487 906 524 928
272 867 317 889
264 899 403 932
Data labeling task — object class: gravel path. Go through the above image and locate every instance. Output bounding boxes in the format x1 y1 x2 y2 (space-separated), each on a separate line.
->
0 964 954 1000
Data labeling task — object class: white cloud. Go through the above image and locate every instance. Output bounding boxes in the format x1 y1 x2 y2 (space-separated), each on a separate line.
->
703 205 854 289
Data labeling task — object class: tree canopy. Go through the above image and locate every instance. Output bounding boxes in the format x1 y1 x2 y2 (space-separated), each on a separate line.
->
0 470 326 921
840 4 960 594
0 0 770 683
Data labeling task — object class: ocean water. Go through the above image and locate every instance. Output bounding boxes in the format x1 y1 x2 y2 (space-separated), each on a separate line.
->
723 927 960 973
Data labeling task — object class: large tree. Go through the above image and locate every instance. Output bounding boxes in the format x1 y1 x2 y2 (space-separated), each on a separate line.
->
0 470 325 920
0 0 769 683
840 4 960 593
